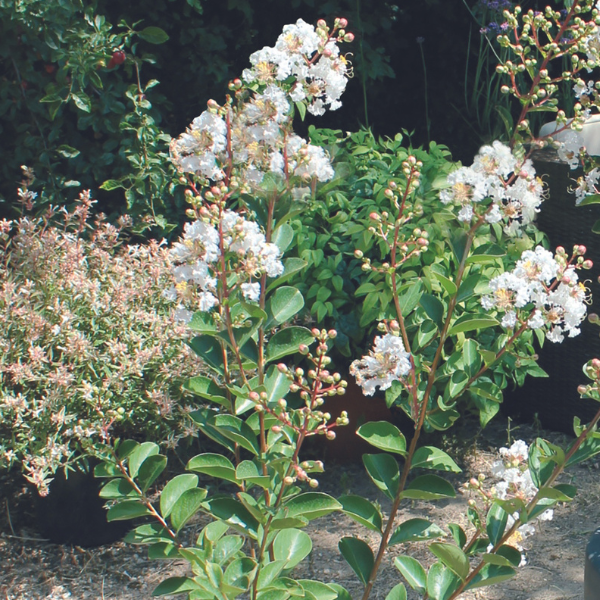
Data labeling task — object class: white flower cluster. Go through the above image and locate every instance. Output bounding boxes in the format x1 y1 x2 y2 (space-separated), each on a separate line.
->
168 211 284 320
350 334 411 396
242 19 349 115
490 440 553 554
481 246 588 342
170 19 348 187
556 128 585 170
440 141 543 235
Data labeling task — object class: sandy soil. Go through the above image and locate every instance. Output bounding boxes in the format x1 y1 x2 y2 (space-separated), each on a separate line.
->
0 419 598 600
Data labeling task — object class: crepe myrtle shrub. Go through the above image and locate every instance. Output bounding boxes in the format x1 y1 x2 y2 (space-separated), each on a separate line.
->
96 15 600 600
0 180 205 497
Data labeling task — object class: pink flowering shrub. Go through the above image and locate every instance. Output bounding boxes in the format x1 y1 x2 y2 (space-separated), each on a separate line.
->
0 186 204 495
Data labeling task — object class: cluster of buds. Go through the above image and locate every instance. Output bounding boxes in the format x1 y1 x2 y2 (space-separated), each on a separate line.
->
282 459 325 489
578 356 600 401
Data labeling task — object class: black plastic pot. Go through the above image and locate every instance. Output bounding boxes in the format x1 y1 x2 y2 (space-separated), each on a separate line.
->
585 527 600 599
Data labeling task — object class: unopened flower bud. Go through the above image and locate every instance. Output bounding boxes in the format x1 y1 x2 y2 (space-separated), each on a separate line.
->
309 478 319 488
354 249 363 258
283 476 294 485
578 385 588 395
249 392 260 401
369 212 381 221
326 430 336 440
583 259 593 269
277 363 288 373
272 425 282 433
337 17 348 28
592 358 600 369
299 344 309 355
589 313 600 324
389 320 400 331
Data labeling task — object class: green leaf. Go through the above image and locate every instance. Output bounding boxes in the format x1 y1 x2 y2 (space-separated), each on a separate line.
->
426 562 461 600
128 442 159 478
160 474 199 519
270 287 304 324
139 26 170 44
266 258 308 292
411 447 461 473
213 414 260 455
385 583 407 600
202 498 259 538
99 478 140 499
389 518 446 545
486 502 508 547
338 537 374 586
100 179 124 191
356 421 407 455
125 523 173 545
339 495 383 533
184 376 230 409
187 453 239 484
496 544 523 567
465 564 516 590
448 314 499 335
188 336 225 375
107 500 151 521
235 460 270 489
187 311 219 334
298 580 339 600
137 454 167 492
56 144 80 158
283 492 342 521
431 270 457 296
71 92 91 112
450 230 468 262
170 488 208 532
578 193 600 206
362 454 400 500
265 364 291 404
394 556 426 593
272 223 294 253
398 280 423 316
295 100 307 121
273 529 312 569
466 244 505 264
327 583 352 600
152 577 202 596
402 475 455 500
94 462 124 478
265 327 314 362
462 339 481 378
592 219 600 234
448 524 467 549
420 294 444 326
429 543 470 580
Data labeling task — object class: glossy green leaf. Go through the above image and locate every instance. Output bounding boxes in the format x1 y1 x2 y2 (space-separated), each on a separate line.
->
578 193 600 206
389 518 445 545
138 454 167 492
152 577 202 596
266 258 308 292
235 460 270 488
427 562 461 600
265 327 314 363
160 474 199 519
466 243 505 263
139 26 170 44
338 537 374 586
283 492 342 520
362 453 400 500
99 478 140 499
402 475 456 500
486 502 508 546
411 446 461 473
213 414 260 455
398 280 423 316
273 529 312 569
448 314 499 335
187 336 225 375
107 500 152 521
128 442 159 478
465 564 516 590
170 488 208 533
448 524 467 549
327 583 352 600
431 270 457 296
183 376 230 409
462 339 481 378
71 92 91 112
420 294 444 326
270 287 304 324
202 498 259 538
187 453 239 484
272 223 294 253
385 583 407 600
298 580 338 600
339 495 383 533
394 556 426 592
356 421 407 455
429 543 470 580
265 364 291 404
125 523 173 545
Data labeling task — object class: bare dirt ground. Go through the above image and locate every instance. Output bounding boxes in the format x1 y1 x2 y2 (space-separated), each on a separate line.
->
0 418 598 600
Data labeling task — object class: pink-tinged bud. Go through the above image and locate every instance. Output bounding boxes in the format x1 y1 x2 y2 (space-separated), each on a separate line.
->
561 276 571 285
328 329 337 339
389 320 400 331
277 363 287 373
233 78 242 88
271 425 282 433
592 358 600 369
354 249 363 258
283 476 294 485
309 478 319 488
311 328 320 337
369 212 380 221
207 99 219 109
317 19 327 28
338 17 348 28
322 47 333 57
589 313 600 324
583 259 594 269
578 385 588 395
417 237 429 247
299 344 309 355
384 188 394 198
469 477 480 488
555 246 565 255
249 392 260 401
344 32 355 43
326 430 336 440
575 244 587 255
